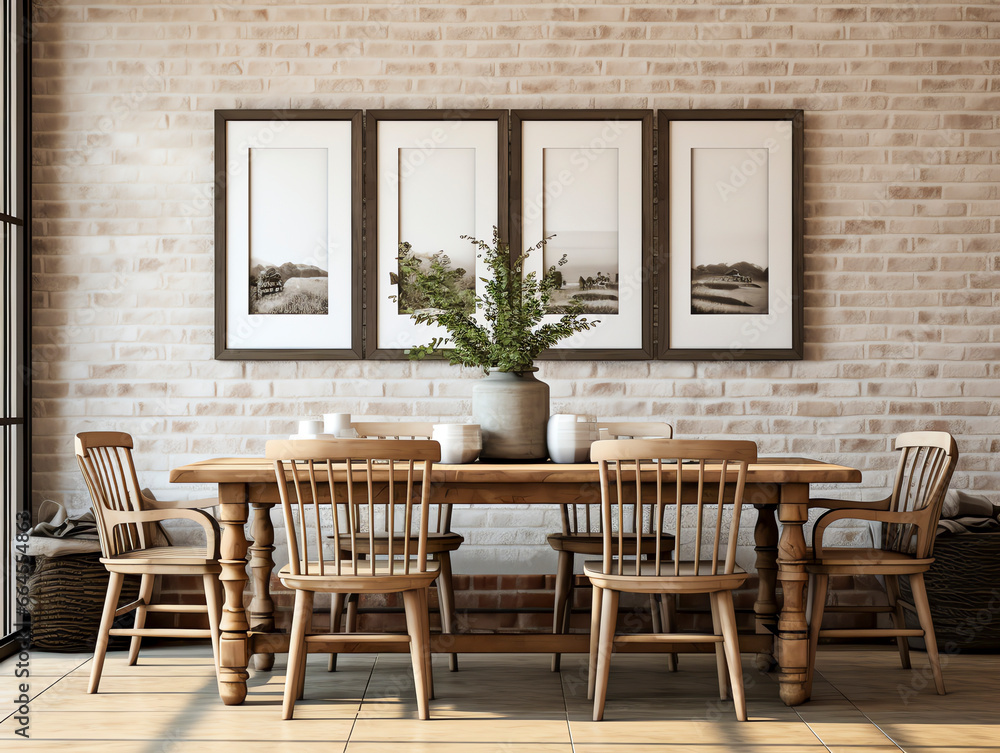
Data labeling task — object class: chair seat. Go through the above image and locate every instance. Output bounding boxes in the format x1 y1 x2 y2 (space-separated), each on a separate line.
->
806 547 934 575
334 532 464 554
279 560 440 593
584 560 747 594
547 532 674 556
101 546 219 571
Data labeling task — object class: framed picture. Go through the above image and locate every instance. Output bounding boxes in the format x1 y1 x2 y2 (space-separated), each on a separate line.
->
214 110 363 360
365 110 508 359
658 110 804 360
511 110 654 360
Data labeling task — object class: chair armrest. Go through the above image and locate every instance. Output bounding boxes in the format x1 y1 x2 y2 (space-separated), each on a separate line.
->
812 508 915 558
108 508 220 559
140 492 219 511
808 496 891 511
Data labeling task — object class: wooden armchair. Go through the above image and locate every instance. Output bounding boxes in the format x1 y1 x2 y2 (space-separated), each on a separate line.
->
266 438 440 720
74 431 222 694
547 421 676 672
586 438 758 721
806 431 959 696
327 421 463 672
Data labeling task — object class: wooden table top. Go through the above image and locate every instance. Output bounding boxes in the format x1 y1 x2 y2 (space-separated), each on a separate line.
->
169 456 863 486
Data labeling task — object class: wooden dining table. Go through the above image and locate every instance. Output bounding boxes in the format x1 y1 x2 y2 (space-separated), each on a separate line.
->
169 456 862 707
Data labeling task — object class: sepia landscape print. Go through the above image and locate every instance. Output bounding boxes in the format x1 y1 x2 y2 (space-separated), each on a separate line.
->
248 147 330 315
394 147 477 314
690 147 769 315
542 147 620 315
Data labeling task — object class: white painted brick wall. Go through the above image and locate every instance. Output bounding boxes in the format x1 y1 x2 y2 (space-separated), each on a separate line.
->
30 1 1000 573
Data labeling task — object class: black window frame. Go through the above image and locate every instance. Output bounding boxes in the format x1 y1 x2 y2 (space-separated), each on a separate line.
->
1 0 31 660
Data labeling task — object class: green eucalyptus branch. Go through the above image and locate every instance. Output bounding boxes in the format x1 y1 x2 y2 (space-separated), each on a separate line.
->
391 227 598 373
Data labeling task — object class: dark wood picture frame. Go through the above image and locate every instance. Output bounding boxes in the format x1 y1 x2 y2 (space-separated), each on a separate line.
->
364 109 509 360
657 109 804 361
214 109 363 360
511 110 655 361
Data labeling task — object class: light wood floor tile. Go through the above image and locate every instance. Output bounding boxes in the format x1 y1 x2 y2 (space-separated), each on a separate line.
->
346 745 573 753
0 709 356 741
804 721 899 746
870 722 1000 748
571 746 830 753
901 749 1000 753
349 717 572 744
3 647 998 751
569 719 825 746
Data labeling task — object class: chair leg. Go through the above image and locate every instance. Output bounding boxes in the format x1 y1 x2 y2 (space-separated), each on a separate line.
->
592 588 619 721
418 586 435 701
649 593 662 633
658 594 679 672
402 588 432 720
715 590 747 722
345 592 359 632
436 552 460 672
203 573 223 678
295 602 312 701
886 574 912 670
128 573 155 666
551 550 573 672
283 589 313 720
909 572 946 695
806 573 829 700
328 592 346 672
709 592 728 701
588 583 604 701
89 571 124 694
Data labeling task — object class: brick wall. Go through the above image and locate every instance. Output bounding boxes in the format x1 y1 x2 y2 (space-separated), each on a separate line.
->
31 1 1000 594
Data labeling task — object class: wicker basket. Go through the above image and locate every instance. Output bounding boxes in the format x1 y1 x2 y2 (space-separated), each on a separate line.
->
900 532 1000 653
26 553 139 652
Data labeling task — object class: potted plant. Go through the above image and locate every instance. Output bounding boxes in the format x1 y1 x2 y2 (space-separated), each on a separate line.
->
392 228 596 460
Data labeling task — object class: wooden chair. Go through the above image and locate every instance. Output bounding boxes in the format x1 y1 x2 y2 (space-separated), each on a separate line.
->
74 431 222 694
587 438 757 722
267 438 440 720
806 431 959 697
327 421 463 672
547 421 676 672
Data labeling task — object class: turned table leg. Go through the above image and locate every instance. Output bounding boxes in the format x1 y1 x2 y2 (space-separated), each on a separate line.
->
776 483 811 706
250 501 277 671
753 503 780 672
216 483 251 705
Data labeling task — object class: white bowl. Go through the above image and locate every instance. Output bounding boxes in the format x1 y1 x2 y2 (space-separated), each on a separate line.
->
548 441 593 464
287 433 338 440
434 425 482 464
548 413 596 425
433 423 481 434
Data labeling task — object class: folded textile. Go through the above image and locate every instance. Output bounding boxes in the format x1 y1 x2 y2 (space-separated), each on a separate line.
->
26 499 101 556
28 499 99 539
937 489 1000 536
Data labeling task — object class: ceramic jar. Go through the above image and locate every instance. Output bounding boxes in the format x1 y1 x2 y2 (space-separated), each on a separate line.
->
547 414 599 464
471 370 550 461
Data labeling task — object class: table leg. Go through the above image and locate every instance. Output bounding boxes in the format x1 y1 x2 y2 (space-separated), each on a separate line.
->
753 504 779 672
776 483 810 706
217 483 251 705
250 501 277 671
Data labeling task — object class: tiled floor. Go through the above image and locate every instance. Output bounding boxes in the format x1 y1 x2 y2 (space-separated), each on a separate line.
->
1 644 997 752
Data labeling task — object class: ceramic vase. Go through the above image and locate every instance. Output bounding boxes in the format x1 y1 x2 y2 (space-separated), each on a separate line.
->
471 370 549 461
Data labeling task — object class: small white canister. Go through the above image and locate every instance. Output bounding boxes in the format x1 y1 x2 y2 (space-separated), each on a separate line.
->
547 415 598 464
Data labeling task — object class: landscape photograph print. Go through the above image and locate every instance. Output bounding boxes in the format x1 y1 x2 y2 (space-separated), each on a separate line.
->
690 146 769 315
247 147 330 316
392 147 477 317
541 147 620 316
